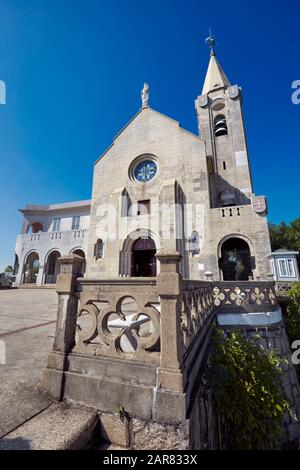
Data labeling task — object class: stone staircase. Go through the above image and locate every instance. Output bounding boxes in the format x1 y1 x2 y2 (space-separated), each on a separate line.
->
0 403 99 450
0 403 130 450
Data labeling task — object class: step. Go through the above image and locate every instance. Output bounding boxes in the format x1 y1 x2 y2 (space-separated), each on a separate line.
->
0 403 98 450
18 284 56 289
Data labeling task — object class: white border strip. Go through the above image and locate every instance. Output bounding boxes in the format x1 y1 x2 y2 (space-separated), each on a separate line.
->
217 308 282 327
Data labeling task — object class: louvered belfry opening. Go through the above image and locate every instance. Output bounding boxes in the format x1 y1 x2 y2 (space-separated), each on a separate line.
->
214 114 228 137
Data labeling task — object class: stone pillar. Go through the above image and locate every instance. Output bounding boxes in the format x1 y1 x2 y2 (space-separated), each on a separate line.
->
36 263 44 286
52 255 84 352
155 250 185 393
42 254 84 400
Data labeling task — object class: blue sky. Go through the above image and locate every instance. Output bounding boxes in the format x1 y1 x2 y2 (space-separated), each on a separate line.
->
0 0 299 270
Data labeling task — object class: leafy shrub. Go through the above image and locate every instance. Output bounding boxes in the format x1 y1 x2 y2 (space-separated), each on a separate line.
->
208 329 290 449
285 282 300 378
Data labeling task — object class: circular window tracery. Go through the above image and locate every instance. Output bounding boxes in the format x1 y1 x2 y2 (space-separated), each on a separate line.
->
134 160 157 182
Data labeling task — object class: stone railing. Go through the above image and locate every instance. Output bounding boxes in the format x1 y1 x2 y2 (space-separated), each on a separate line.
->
46 252 216 399
213 281 278 314
275 281 293 299
219 206 243 218
181 280 214 352
17 229 89 247
51 231 62 240
43 255 300 444
210 204 253 223
73 229 88 239
30 233 40 241
74 277 160 364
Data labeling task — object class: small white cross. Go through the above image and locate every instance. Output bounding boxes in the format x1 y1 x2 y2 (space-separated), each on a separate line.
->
108 314 150 352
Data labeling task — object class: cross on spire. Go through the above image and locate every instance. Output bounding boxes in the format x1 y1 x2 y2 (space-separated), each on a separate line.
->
205 29 216 56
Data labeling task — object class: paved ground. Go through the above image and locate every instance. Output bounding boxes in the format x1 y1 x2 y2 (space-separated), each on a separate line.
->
0 289 58 437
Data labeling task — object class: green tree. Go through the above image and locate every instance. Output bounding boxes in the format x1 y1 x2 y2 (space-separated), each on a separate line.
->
268 218 300 267
285 282 300 378
4 265 13 274
268 222 289 251
286 218 300 253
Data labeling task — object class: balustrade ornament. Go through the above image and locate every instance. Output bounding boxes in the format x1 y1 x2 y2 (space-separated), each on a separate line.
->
229 286 246 306
213 282 277 311
212 286 226 306
75 295 160 363
250 287 265 305
275 282 293 297
181 283 214 351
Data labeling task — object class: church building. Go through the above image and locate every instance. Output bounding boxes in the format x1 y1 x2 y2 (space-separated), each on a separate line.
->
13 40 271 287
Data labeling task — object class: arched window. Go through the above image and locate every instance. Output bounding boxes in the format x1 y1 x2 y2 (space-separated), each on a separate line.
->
214 114 228 137
220 189 236 207
13 254 19 275
27 222 43 234
219 238 253 281
189 231 200 256
45 251 61 284
73 249 85 259
23 252 40 284
94 239 103 260
73 249 86 276
121 188 131 217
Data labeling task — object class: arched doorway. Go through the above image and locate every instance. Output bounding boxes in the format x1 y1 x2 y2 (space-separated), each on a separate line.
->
220 238 253 281
13 254 19 276
45 251 61 284
27 222 43 234
131 238 156 277
23 252 40 284
72 249 86 276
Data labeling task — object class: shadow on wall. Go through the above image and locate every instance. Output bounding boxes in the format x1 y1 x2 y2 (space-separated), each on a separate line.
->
210 174 251 208
0 437 32 450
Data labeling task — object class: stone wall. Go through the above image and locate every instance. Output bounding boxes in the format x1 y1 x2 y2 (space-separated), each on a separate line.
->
43 256 300 449
43 252 218 449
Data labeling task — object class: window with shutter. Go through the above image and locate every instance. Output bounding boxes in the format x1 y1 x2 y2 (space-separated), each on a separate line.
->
137 200 150 215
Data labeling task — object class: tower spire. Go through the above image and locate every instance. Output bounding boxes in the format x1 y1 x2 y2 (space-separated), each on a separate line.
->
202 32 230 94
205 29 216 56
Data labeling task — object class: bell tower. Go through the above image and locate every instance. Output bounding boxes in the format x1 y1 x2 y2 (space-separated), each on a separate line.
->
195 33 254 209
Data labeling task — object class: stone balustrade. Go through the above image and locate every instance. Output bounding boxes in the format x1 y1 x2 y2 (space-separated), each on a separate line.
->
219 206 243 218
75 277 160 364
213 281 278 314
210 204 252 221
43 251 217 424
181 280 214 352
42 254 300 447
18 228 89 247
73 229 87 239
51 231 62 240
30 233 40 241
275 281 293 299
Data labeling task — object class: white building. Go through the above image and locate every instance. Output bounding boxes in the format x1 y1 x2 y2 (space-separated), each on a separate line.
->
268 249 300 282
14 200 90 286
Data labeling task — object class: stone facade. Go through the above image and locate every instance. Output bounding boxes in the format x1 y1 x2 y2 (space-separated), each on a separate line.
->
14 49 271 285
